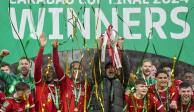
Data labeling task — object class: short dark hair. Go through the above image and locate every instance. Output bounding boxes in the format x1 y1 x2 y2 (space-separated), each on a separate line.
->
70 61 81 70
19 57 30 63
105 61 114 70
179 82 192 89
184 70 194 76
155 69 169 77
160 62 173 69
142 59 152 65
135 78 146 85
0 62 11 68
15 82 29 91
42 64 55 80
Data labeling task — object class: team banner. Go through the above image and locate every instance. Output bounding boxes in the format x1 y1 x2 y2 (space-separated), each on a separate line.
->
0 0 194 65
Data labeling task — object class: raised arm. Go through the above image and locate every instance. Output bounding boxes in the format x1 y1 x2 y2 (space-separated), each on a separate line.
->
120 51 130 88
52 40 65 81
93 49 102 83
115 38 130 87
0 57 18 94
0 50 11 82
34 33 46 83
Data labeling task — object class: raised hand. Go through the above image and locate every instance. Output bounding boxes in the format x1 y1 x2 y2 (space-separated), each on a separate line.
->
117 38 124 50
52 40 58 49
39 33 47 47
97 35 103 50
0 49 9 57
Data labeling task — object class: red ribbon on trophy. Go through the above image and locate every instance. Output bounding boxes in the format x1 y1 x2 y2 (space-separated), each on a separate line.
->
100 25 123 69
